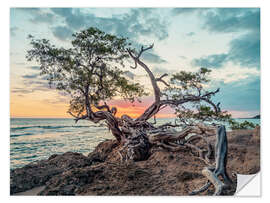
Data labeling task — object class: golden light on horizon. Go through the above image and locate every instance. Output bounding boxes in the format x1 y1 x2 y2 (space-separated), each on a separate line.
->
10 90 175 119
10 91 70 118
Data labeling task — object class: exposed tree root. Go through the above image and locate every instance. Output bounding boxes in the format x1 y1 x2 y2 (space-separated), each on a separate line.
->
189 181 211 195
119 130 151 161
117 124 232 195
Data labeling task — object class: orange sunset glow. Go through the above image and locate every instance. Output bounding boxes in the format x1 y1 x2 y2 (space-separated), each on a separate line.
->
10 91 175 118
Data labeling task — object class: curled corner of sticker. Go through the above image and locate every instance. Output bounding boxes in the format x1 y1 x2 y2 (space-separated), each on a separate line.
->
234 172 261 196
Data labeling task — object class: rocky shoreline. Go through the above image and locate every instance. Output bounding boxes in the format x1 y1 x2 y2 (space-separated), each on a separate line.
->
10 127 260 196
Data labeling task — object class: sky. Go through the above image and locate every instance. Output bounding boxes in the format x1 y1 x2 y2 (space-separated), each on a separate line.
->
10 8 260 118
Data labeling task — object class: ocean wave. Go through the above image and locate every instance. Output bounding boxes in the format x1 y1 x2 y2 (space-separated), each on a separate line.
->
11 133 34 137
10 125 98 131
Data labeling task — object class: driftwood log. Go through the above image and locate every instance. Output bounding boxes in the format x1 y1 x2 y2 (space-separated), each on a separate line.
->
190 125 232 195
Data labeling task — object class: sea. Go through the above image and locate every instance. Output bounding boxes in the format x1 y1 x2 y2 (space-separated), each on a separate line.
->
10 118 260 169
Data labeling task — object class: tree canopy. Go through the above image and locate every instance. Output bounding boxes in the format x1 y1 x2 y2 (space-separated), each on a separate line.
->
27 27 146 119
26 27 255 133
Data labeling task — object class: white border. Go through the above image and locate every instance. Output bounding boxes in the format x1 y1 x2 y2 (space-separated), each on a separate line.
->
2 0 270 203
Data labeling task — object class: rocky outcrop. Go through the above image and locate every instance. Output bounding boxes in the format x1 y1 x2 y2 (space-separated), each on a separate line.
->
10 129 260 196
10 152 92 194
87 139 118 163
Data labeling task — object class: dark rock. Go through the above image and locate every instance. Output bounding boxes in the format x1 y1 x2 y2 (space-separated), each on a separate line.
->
10 152 92 194
39 166 103 195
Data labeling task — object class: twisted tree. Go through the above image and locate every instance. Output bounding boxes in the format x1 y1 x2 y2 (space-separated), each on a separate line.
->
27 27 234 195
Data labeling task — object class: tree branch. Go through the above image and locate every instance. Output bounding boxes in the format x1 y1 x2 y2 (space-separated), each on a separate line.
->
127 44 164 121
67 111 88 123
156 73 169 87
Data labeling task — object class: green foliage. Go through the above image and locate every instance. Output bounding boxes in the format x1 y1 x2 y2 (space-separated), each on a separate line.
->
165 68 228 126
167 68 257 128
26 27 146 116
170 67 211 91
228 119 256 130
174 104 232 126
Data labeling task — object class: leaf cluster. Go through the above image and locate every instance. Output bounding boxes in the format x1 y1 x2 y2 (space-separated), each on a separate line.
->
164 68 227 126
228 119 256 130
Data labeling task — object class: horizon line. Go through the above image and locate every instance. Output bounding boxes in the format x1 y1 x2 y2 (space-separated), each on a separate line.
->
10 116 255 119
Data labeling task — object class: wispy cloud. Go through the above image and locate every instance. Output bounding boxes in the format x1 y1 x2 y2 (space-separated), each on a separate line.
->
210 63 260 84
142 52 167 64
12 88 33 94
22 73 39 79
28 66 40 71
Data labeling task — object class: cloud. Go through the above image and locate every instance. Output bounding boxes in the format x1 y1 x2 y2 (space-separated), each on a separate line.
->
192 31 260 69
50 8 169 41
20 73 51 94
20 8 168 63
192 54 228 68
12 82 57 96
10 26 19 37
18 8 168 64
30 12 54 24
16 8 55 24
52 26 74 41
191 8 260 70
22 73 39 79
172 8 260 33
203 8 260 33
172 8 202 15
186 32 195 37
209 62 260 84
142 52 167 64
212 77 260 112
22 80 50 93
12 88 33 94
51 8 88 30
227 31 260 68
28 66 40 71
42 97 69 105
